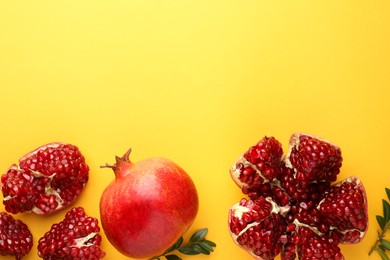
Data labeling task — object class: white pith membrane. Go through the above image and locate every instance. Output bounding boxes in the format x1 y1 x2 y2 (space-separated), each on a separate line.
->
72 232 98 248
283 133 299 171
230 156 271 188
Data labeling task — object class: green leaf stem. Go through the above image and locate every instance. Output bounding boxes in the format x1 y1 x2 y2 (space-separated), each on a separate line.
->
150 228 216 260
369 188 390 259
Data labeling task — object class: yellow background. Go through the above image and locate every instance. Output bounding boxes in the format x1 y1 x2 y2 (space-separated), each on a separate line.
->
0 1 389 259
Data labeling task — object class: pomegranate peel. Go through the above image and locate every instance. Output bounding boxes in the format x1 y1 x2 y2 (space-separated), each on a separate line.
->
228 133 368 260
99 148 199 259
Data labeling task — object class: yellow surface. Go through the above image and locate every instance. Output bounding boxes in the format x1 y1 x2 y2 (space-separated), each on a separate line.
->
0 1 389 259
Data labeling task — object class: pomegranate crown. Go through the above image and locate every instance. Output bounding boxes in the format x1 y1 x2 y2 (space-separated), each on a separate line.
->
100 148 133 177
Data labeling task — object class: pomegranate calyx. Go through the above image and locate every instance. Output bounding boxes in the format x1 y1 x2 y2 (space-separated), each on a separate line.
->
100 148 134 178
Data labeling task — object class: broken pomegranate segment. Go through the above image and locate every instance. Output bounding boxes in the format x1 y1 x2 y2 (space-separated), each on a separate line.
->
1 143 89 215
37 207 105 259
228 133 368 260
285 133 343 186
0 212 33 260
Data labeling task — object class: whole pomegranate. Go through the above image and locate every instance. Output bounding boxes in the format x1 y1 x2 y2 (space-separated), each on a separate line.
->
1 143 89 215
228 133 368 260
99 149 199 259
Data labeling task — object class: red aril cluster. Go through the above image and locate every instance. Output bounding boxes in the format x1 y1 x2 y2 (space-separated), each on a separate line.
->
228 133 368 260
1 143 89 215
0 212 33 260
37 207 105 259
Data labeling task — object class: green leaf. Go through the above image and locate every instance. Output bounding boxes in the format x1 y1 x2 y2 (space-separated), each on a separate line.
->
189 228 208 243
194 244 210 255
383 240 390 250
383 199 390 223
376 248 390 260
386 188 390 202
178 245 202 255
165 255 182 260
164 237 184 254
202 239 217 247
199 241 215 252
378 215 386 230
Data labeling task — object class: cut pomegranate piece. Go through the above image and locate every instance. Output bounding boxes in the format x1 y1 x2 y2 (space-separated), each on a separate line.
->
1 143 89 215
0 212 33 260
285 133 343 186
37 207 105 259
229 197 288 260
318 176 368 243
282 225 344 260
228 133 368 260
230 136 285 198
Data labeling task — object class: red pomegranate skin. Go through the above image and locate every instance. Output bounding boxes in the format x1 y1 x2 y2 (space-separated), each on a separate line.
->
99 150 199 259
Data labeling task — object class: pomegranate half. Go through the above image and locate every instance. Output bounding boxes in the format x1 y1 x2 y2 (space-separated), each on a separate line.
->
99 149 199 259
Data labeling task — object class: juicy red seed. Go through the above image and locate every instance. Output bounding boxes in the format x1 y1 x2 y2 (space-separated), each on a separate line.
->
0 212 33 259
37 207 105 259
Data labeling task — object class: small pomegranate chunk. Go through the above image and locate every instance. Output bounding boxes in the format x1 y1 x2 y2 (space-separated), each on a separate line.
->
228 133 368 260
229 197 288 260
0 212 33 260
37 207 105 259
282 225 344 260
285 133 342 186
318 176 368 243
230 136 285 199
1 143 89 215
